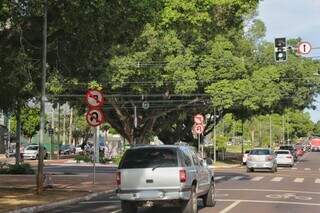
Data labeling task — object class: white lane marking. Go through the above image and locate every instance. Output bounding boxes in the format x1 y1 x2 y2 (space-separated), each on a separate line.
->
230 176 244 181
219 200 241 213
80 201 120 204
216 188 320 195
110 210 121 213
315 179 320 184
271 177 283 182
278 167 284 170
305 168 311 171
291 167 297 170
251 176 264 181
293 178 304 183
215 199 320 206
214 176 225 180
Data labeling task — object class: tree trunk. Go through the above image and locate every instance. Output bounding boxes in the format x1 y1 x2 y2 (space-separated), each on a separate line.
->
68 108 73 145
15 104 21 165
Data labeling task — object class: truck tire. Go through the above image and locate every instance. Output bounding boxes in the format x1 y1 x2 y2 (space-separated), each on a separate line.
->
202 181 216 207
121 201 137 213
181 185 197 213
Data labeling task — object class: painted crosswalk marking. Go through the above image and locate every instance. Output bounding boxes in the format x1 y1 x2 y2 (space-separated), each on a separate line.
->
271 177 283 182
305 168 311 171
293 178 304 183
315 179 320 184
291 167 297 170
251 176 264 181
214 176 225 181
230 176 244 181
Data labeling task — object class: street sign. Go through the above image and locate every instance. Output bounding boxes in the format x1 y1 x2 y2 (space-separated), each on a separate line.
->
194 114 204 124
85 90 104 108
86 109 105 127
142 101 150 110
193 124 204 134
297 42 312 54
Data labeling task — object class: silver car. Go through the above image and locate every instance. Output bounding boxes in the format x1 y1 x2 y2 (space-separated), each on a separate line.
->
246 148 277 173
116 145 216 213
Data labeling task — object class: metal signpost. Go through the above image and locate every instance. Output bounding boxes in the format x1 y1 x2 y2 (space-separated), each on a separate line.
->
85 90 105 184
193 114 205 158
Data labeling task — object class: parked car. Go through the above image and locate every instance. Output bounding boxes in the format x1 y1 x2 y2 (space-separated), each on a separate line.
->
75 144 83 154
246 148 277 173
279 145 297 161
59 144 76 155
116 144 216 213
242 150 250 165
275 150 294 167
23 145 48 160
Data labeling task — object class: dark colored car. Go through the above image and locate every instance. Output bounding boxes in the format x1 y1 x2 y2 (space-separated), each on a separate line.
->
59 144 76 155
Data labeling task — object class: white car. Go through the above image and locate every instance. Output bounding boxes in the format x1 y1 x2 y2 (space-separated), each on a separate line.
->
75 144 83 154
23 145 48 160
275 150 294 167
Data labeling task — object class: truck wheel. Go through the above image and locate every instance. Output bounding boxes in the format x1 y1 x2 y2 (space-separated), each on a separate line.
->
121 201 137 213
202 181 216 207
181 185 197 213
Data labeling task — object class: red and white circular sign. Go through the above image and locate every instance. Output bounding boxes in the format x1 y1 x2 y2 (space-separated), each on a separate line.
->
193 124 204 134
194 114 204 124
85 90 105 107
297 42 312 54
86 109 105 127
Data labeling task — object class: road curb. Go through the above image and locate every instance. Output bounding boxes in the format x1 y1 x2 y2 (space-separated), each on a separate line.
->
213 164 242 169
6 189 115 213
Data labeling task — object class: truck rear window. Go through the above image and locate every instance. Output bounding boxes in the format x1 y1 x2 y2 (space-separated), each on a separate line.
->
119 148 178 169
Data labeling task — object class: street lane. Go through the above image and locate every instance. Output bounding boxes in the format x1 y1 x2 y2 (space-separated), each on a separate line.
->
46 151 320 213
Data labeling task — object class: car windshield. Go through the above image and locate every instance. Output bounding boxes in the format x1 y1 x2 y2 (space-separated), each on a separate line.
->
280 146 294 150
119 148 178 169
250 149 270 155
275 151 290 155
26 146 38 151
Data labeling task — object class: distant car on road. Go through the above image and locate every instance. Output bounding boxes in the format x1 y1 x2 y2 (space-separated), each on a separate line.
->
275 150 294 167
242 150 250 165
116 144 216 213
59 144 76 155
279 145 297 161
23 144 48 160
246 148 277 173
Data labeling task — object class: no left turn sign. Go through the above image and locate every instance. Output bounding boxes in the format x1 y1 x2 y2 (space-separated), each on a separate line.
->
86 109 105 127
297 42 312 54
85 90 105 108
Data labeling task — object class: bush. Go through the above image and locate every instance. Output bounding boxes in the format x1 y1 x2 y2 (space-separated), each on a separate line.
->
112 155 123 165
0 163 34 174
75 154 92 163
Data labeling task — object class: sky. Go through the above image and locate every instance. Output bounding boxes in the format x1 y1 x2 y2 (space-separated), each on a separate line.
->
258 0 320 123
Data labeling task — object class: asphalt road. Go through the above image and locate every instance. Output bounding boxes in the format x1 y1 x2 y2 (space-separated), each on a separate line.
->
44 151 320 213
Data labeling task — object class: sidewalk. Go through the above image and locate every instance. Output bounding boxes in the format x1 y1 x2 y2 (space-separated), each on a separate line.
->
0 172 116 212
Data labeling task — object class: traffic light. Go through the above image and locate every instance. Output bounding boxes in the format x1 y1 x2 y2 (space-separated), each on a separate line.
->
274 37 287 62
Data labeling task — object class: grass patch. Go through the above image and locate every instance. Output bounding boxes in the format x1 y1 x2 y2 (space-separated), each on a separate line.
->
0 188 87 212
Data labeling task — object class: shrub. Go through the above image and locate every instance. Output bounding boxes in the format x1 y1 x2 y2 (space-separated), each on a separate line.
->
0 163 35 174
112 155 123 165
75 154 92 163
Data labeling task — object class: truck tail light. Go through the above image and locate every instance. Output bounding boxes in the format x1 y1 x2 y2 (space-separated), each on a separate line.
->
179 169 187 183
116 172 121 185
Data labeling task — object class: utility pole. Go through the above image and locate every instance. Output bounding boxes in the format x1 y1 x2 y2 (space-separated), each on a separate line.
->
269 115 272 148
63 105 66 145
68 108 73 145
213 108 217 164
37 0 47 194
282 114 285 144
57 103 61 159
